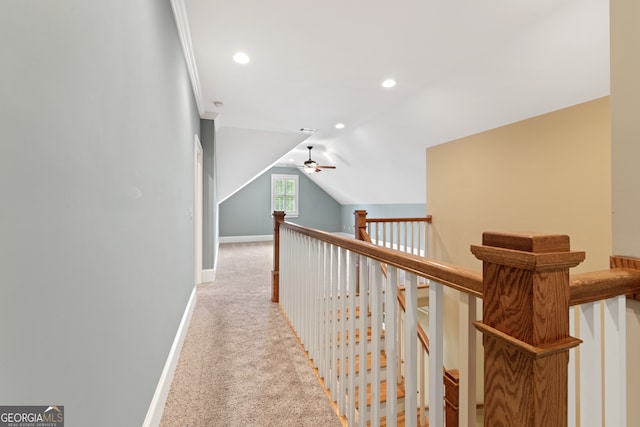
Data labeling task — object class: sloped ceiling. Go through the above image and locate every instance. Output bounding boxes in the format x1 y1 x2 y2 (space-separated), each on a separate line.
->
173 0 610 205
216 126 310 202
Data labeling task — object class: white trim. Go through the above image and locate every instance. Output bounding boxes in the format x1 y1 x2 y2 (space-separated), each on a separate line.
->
170 0 213 119
213 242 219 273
271 174 299 217
219 235 273 244
142 287 197 427
194 136 203 286
202 269 216 283
219 232 349 244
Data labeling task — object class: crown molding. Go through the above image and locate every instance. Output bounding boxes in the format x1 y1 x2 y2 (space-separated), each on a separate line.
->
202 111 219 121
170 0 207 118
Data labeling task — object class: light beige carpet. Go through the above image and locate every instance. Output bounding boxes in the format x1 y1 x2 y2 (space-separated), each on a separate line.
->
160 242 342 427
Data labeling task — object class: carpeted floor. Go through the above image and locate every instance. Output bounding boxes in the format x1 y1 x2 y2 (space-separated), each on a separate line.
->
160 242 342 427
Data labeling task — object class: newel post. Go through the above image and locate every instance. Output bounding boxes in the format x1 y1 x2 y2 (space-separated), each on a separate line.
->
271 211 286 303
354 209 368 240
471 232 585 426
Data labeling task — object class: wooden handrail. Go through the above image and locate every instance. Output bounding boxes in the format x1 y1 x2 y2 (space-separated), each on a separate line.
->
281 220 484 297
292 214 640 306
351 210 640 304
342 211 640 304
365 215 432 224
359 228 372 243
569 268 640 305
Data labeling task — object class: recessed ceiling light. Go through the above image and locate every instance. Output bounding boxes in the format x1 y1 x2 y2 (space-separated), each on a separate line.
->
381 79 396 88
233 52 250 64
335 123 345 129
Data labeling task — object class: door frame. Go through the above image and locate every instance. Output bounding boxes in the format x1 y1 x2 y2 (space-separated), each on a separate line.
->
194 135 203 286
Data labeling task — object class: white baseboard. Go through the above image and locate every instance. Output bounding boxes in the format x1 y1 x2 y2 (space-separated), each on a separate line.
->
142 286 197 427
219 234 273 243
202 268 215 283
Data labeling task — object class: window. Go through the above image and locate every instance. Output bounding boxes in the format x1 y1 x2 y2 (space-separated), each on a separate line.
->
271 174 299 217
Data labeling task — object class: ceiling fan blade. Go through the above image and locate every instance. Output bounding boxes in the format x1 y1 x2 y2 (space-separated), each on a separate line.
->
303 146 335 172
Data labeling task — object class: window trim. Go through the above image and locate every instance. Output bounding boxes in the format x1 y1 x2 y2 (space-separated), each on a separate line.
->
271 174 299 218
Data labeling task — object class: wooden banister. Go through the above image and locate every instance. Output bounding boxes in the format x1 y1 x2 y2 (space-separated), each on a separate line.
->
275 212 640 426
282 212 640 304
568 255 640 305
365 215 433 224
282 219 483 297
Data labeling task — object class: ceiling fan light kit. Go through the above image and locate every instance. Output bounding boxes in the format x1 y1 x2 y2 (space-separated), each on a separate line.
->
303 146 336 173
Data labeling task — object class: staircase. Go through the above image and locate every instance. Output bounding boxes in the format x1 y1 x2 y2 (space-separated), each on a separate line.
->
276 213 640 427
275 215 448 427
330 293 425 427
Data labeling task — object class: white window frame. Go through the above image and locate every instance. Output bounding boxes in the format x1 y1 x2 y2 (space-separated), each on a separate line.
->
271 174 299 218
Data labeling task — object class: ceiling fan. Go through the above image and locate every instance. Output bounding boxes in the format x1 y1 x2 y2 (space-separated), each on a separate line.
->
302 146 336 174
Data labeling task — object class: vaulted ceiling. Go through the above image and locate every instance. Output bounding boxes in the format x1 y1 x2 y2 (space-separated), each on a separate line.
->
171 0 610 205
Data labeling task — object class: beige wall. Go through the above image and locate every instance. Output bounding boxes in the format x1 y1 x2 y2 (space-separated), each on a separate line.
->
611 0 640 423
426 97 612 418
426 97 611 274
611 0 640 259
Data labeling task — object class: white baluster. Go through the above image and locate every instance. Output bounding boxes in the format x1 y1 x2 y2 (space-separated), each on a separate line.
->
459 292 477 427
411 222 415 255
347 251 358 424
604 295 626 427
308 237 314 345
338 247 348 416
370 260 382 427
403 222 407 253
579 301 602 424
385 266 398 427
317 242 324 377
418 344 426 425
329 244 339 402
429 280 444 427
568 306 576 427
358 256 370 427
323 243 330 380
404 272 418 427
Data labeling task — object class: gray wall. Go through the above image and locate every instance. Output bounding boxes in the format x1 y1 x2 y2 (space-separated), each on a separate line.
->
201 119 217 269
340 203 427 235
220 167 342 236
0 1 200 426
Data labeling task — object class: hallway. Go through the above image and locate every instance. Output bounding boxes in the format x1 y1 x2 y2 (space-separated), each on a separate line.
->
160 242 342 427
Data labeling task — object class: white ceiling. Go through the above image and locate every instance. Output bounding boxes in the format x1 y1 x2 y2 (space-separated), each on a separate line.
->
173 0 610 205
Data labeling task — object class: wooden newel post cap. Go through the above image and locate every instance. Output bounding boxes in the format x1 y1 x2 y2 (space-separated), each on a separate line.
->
354 210 368 240
273 210 286 222
471 231 585 271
